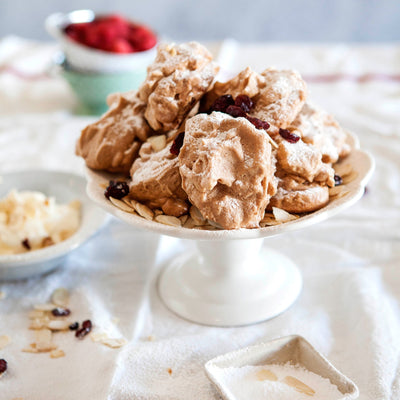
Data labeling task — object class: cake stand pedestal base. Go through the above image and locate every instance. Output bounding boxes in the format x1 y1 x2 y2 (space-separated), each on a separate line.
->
158 238 302 327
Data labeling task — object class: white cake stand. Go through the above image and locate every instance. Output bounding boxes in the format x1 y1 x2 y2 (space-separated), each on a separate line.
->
85 134 374 327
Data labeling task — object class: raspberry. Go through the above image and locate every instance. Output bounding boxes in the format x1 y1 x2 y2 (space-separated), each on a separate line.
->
64 15 156 53
112 39 134 53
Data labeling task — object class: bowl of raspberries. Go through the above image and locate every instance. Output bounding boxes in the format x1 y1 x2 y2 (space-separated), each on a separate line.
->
46 9 158 113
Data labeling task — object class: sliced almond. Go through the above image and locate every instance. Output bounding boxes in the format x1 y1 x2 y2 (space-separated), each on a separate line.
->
154 209 163 216
90 332 109 343
343 170 358 184
155 215 182 227
334 163 353 178
134 202 154 221
47 320 71 331
22 345 38 353
266 133 278 149
263 212 274 219
335 190 349 199
329 186 343 197
51 288 69 307
179 214 189 225
256 369 278 381
35 329 56 352
189 206 206 225
272 207 298 222
207 220 223 229
183 217 196 229
29 317 50 330
34 303 55 312
28 310 45 319
283 375 315 396
101 337 127 349
260 219 283 227
109 197 136 213
0 335 11 350
50 349 65 359
147 135 167 152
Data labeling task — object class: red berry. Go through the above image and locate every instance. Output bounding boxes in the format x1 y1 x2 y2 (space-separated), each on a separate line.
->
104 180 129 199
225 105 247 118
235 95 254 113
69 322 79 331
52 307 71 317
208 94 234 113
129 26 157 51
75 320 92 339
170 132 185 156
0 359 7 374
22 238 31 250
334 175 343 186
246 116 270 130
112 39 134 53
64 17 155 53
279 128 300 143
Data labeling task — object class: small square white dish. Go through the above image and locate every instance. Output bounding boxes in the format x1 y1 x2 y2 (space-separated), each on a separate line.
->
205 335 359 400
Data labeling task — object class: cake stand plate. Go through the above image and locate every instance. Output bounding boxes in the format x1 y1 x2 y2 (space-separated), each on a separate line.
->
158 239 302 326
85 132 374 326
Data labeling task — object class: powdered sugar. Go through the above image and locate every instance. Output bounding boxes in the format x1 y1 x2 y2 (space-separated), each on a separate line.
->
211 363 344 400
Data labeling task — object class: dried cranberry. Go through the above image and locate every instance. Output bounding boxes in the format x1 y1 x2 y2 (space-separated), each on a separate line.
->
225 105 247 118
69 322 79 330
170 132 185 156
234 95 254 113
279 128 300 143
52 307 71 317
75 320 92 339
104 180 129 199
0 359 7 374
334 174 343 186
246 116 270 130
208 94 234 113
76 328 89 339
22 238 31 250
82 320 92 330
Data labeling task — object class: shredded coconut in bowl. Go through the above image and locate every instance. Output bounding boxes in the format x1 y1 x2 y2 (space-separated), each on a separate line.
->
0 189 81 255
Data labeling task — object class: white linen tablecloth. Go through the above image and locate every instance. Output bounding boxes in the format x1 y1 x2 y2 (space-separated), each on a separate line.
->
0 36 399 400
